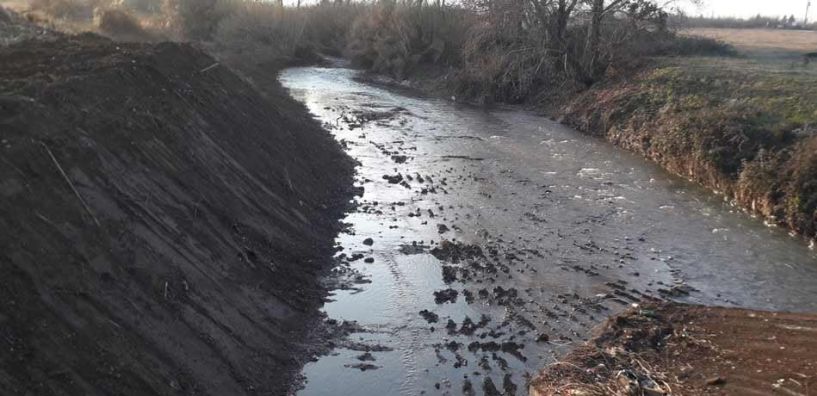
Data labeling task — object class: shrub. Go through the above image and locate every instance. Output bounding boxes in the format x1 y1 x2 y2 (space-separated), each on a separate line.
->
346 2 472 79
167 0 239 40
96 8 154 41
28 0 98 21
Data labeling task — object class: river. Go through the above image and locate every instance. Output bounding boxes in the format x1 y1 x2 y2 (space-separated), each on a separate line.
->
279 66 817 396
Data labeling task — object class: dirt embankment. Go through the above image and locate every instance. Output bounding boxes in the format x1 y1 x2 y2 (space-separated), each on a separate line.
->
0 33 353 395
557 58 817 244
530 302 817 395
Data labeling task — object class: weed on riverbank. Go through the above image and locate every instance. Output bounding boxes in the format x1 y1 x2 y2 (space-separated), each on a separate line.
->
560 49 817 240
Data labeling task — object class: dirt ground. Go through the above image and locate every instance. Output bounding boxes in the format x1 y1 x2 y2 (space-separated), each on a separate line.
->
530 302 817 395
0 31 353 395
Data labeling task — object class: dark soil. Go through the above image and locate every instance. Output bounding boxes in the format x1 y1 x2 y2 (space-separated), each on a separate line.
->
530 301 817 395
0 33 353 395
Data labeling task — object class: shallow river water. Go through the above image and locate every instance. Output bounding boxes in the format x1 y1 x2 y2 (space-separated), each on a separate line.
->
279 67 817 396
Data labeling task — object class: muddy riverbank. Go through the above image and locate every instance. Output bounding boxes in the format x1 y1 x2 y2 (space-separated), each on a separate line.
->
0 34 352 395
280 66 817 395
530 301 817 396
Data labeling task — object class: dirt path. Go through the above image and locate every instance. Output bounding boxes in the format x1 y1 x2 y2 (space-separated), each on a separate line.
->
531 302 817 395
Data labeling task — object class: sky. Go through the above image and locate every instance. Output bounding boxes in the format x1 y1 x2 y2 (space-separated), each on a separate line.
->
681 0 815 20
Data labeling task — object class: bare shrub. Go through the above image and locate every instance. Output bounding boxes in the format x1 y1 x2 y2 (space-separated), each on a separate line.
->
164 0 238 40
454 0 560 103
343 0 690 102
303 3 364 55
120 0 162 14
97 8 154 41
28 0 98 21
214 2 307 64
19 0 172 37
14 0 734 99
347 2 471 79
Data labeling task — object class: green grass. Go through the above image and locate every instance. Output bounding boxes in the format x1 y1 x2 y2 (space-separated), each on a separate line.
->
645 57 817 131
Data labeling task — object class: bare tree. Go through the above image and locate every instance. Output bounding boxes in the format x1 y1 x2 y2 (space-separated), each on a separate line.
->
580 0 699 83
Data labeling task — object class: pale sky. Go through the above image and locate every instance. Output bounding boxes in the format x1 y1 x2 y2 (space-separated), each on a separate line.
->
681 0 815 21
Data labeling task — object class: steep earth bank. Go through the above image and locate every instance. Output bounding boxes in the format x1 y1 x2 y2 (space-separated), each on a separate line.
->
530 302 817 395
0 32 353 395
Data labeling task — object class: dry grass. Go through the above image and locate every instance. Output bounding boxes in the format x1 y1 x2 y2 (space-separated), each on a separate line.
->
684 28 817 54
679 28 817 78
346 3 472 80
0 0 28 11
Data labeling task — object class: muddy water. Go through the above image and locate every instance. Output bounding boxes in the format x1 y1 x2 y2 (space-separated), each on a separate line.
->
279 67 817 395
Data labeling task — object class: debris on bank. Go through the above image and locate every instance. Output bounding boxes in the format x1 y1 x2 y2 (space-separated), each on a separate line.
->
530 301 817 395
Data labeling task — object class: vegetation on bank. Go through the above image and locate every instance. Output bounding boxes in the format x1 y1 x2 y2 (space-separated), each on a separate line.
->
560 57 817 238
13 0 731 89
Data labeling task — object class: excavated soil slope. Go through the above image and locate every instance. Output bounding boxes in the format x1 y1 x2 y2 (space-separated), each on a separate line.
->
531 302 817 395
0 33 353 395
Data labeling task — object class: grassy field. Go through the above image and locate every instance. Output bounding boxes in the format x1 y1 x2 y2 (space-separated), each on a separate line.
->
671 28 817 124
683 28 817 75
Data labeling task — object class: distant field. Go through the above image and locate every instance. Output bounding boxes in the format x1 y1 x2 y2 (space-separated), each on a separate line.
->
684 28 817 55
679 28 817 77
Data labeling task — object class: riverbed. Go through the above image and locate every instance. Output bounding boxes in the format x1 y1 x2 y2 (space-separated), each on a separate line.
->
279 66 817 396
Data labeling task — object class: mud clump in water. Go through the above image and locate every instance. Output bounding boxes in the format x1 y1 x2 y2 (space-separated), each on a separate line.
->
434 288 459 304
97 9 156 42
356 352 376 362
419 309 440 323
383 173 404 184
483 377 501 396
431 240 484 264
463 378 475 396
345 363 379 371
398 241 429 254
441 265 457 283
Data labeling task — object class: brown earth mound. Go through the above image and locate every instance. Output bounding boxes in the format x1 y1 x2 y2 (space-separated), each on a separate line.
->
530 302 817 395
0 33 353 395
